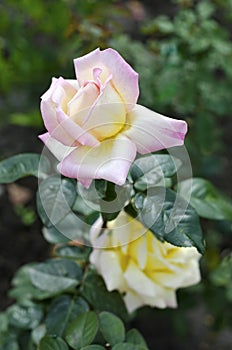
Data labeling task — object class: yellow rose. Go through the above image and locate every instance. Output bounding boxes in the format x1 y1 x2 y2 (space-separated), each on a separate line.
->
90 212 201 313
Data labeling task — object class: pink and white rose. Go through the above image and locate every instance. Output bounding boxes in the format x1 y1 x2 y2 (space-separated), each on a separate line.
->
39 48 187 187
90 212 201 313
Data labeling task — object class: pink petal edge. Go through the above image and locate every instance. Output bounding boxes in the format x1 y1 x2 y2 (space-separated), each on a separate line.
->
124 104 188 154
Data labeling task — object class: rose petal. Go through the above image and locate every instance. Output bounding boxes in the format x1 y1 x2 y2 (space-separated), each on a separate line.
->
55 107 100 147
124 104 188 154
124 260 163 298
41 77 79 145
179 259 201 288
68 82 99 125
124 290 144 313
142 289 177 309
98 251 127 292
81 82 126 141
40 104 77 146
89 216 103 244
124 278 177 312
57 135 137 187
38 132 75 161
74 48 139 110
70 80 126 141
124 261 177 309
128 235 148 270
108 211 147 250
41 77 58 101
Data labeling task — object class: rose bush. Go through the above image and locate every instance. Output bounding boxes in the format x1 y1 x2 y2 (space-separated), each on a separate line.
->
39 48 187 187
90 211 201 313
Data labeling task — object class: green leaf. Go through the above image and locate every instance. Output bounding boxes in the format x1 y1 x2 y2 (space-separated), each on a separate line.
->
9 260 82 302
7 304 43 330
54 245 91 261
126 329 148 348
112 343 147 350
101 182 132 222
177 178 232 220
210 254 232 287
38 336 69 350
131 154 181 180
135 188 204 253
0 153 49 183
17 331 35 350
80 272 128 321
77 181 105 208
37 175 77 227
73 196 97 217
42 211 90 243
197 1 215 19
77 180 132 221
80 346 105 350
154 15 174 33
31 324 46 345
46 295 89 337
99 311 125 346
142 16 174 35
65 311 99 350
130 154 181 190
210 254 232 302
0 313 8 333
28 259 82 295
0 334 19 350
9 264 54 302
42 226 71 244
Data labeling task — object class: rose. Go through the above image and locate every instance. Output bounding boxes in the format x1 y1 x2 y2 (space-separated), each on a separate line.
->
39 48 187 188
90 212 201 313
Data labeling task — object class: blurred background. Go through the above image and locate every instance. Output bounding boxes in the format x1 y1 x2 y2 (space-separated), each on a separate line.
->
0 0 232 349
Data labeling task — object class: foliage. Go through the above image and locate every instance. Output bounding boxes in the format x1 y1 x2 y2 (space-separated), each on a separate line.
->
0 0 127 126
0 149 232 347
0 256 149 349
1 0 232 348
109 0 232 176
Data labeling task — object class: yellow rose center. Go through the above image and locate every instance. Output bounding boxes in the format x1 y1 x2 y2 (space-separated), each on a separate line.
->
68 80 126 142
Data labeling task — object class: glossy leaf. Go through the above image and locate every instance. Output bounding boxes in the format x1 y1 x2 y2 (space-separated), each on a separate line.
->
99 311 125 346
37 175 77 227
7 304 43 330
130 154 181 190
135 188 204 253
65 311 99 350
38 335 69 350
41 211 90 243
31 324 46 345
54 245 91 261
45 295 89 337
9 264 54 302
28 259 82 295
0 153 49 183
42 226 70 244
177 178 232 220
80 346 105 350
80 272 128 321
126 329 148 348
